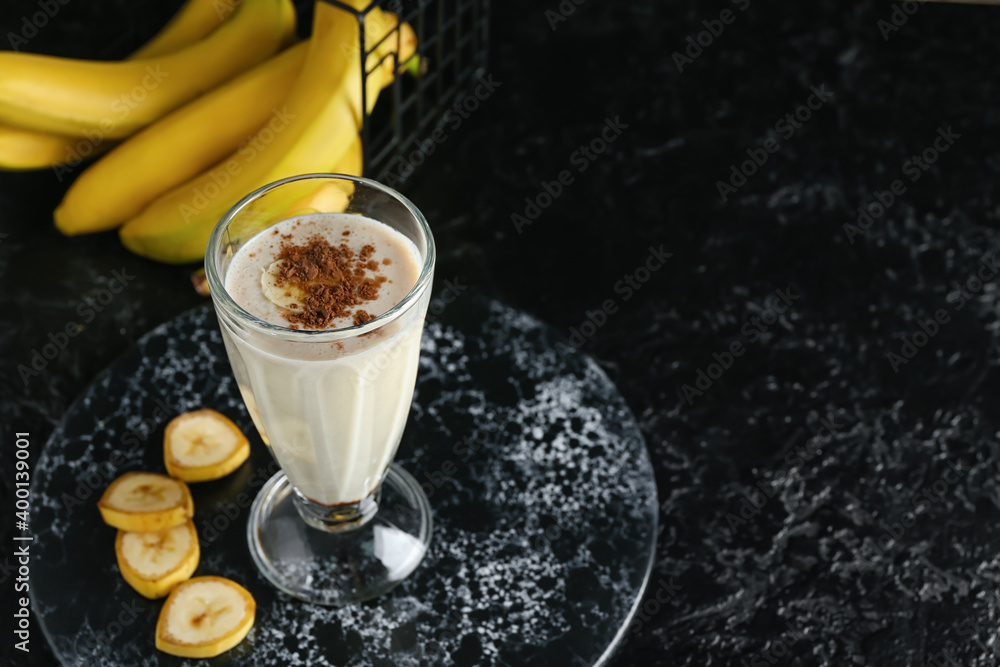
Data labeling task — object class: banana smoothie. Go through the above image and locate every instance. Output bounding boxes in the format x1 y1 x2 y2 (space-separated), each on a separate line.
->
219 212 426 506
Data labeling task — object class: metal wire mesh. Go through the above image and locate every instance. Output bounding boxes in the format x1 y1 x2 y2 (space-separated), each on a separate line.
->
320 0 490 185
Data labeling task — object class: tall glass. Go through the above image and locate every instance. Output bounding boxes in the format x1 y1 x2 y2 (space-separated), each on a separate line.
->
205 174 435 606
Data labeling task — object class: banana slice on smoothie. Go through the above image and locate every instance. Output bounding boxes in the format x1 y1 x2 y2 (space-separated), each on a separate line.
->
261 259 306 309
115 520 199 599
164 409 250 482
261 258 346 312
156 576 256 658
98 472 194 531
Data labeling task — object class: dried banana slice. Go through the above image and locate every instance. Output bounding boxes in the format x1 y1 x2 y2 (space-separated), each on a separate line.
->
155 576 256 658
164 409 250 482
98 472 194 531
115 520 199 599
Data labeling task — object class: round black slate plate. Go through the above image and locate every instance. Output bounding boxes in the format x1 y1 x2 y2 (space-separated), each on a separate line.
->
30 293 657 667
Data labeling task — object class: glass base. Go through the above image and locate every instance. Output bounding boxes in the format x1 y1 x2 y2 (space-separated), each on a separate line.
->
247 464 432 606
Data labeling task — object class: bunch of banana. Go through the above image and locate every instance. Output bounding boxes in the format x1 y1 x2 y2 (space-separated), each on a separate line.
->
122 0 414 263
128 0 237 60
0 0 295 138
55 41 309 234
0 0 239 171
0 0 416 267
0 124 86 171
96 408 258 657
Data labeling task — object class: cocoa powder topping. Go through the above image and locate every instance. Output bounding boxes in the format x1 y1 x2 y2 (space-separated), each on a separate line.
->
272 235 387 329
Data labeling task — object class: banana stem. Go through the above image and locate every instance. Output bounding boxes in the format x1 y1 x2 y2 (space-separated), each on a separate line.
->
401 55 422 77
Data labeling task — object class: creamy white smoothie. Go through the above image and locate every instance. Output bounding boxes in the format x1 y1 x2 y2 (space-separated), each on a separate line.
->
219 212 426 506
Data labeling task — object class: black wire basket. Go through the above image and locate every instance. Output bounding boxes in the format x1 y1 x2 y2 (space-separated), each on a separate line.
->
321 0 490 185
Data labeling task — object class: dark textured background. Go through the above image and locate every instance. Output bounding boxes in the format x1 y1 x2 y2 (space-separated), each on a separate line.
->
4 0 1000 665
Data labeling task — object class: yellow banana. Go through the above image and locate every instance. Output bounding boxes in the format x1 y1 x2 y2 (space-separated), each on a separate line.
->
185 136 361 298
0 0 296 139
119 1 416 264
260 136 365 223
55 41 308 235
0 124 80 171
0 0 246 171
130 0 241 60
335 135 364 178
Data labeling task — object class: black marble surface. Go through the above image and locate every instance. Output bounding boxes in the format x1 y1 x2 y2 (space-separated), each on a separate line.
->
3 0 1000 665
30 299 656 666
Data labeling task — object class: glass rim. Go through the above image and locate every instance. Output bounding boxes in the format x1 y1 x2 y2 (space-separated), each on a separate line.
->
204 173 436 342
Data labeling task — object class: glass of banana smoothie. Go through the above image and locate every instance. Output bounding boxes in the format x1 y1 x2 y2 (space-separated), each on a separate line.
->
205 173 435 606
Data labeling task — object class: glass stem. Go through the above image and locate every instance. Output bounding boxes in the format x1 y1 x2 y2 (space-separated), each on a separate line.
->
292 485 382 533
